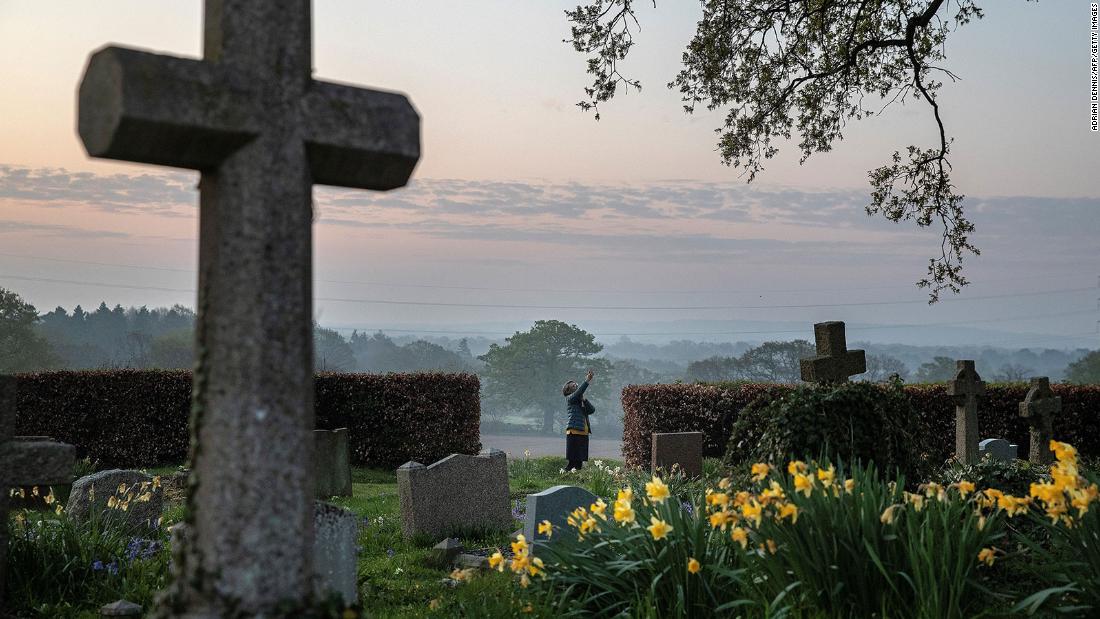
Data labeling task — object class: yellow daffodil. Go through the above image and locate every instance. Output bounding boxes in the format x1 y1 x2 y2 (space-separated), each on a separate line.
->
956 480 975 498
788 460 807 475
978 547 996 567
778 502 798 524
997 494 1030 517
718 477 732 490
117 483 127 495
590 498 608 520
759 480 786 504
741 500 763 527
538 520 553 538
751 463 770 482
709 509 733 530
511 535 529 558
527 556 544 577
648 516 673 541
733 491 752 506
905 492 925 512
844 478 855 494
646 477 671 504
922 482 946 502
107 496 118 509
766 539 778 554
618 487 633 502
43 492 55 506
880 504 901 525
793 473 814 497
488 551 504 572
1051 440 1077 463
519 573 530 588
730 526 749 548
687 557 701 574
816 466 836 487
707 492 730 508
580 517 599 536
429 598 442 610
614 500 636 524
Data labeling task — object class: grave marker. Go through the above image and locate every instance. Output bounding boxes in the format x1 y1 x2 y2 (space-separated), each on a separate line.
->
1 376 76 607
315 428 352 498
77 0 418 612
799 321 866 383
1019 377 1061 465
397 449 511 539
978 438 1019 462
651 432 704 477
523 485 598 545
947 360 985 465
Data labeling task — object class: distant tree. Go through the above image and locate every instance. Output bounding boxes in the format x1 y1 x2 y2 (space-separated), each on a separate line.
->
401 340 472 372
150 330 194 369
457 338 473 359
1066 351 1100 384
479 320 611 434
740 340 814 383
314 325 356 372
685 356 741 383
864 354 910 383
565 0 1007 300
994 362 1033 382
915 356 957 383
0 287 58 372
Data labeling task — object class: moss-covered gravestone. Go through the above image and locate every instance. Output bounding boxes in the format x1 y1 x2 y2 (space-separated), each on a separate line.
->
76 1 419 613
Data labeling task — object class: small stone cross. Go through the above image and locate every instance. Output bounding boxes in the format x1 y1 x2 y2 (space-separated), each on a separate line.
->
0 376 76 605
77 1 419 614
799 321 866 383
1019 377 1061 465
947 360 985 465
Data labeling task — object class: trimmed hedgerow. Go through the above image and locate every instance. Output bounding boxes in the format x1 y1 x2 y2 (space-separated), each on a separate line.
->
13 370 481 469
622 382 1100 468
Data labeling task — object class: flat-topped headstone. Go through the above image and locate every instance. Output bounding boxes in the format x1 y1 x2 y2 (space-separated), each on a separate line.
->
77 0 419 612
979 438 1019 462
523 485 598 546
313 501 358 607
315 428 352 498
651 432 704 477
1019 377 1061 465
799 321 866 383
947 360 985 465
1 376 77 605
397 449 511 539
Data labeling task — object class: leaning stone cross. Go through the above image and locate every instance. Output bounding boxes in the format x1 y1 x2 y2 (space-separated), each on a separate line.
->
947 360 985 465
77 1 419 614
0 376 76 606
799 321 866 383
1019 377 1060 465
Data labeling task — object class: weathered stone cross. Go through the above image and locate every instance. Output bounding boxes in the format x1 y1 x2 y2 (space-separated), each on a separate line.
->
1019 377 1061 465
947 360 985 465
799 321 866 383
0 376 76 605
77 1 419 614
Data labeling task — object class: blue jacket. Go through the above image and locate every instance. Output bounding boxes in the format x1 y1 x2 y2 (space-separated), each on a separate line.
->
566 380 596 432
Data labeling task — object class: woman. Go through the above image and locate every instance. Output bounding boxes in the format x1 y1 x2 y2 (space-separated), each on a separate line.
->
563 369 596 471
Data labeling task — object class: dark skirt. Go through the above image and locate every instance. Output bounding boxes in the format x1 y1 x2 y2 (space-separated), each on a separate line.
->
566 433 590 463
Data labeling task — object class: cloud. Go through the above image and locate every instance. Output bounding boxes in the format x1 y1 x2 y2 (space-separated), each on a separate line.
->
0 219 134 239
0 165 194 214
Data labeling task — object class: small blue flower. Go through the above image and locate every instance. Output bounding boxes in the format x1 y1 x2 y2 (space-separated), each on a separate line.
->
91 560 104 572
107 561 119 576
386 548 395 558
681 501 694 515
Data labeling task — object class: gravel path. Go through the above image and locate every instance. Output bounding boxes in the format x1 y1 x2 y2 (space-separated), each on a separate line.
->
480 433 624 460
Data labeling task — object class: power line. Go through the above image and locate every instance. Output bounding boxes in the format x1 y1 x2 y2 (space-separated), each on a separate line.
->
2 272 1094 311
0 250 1090 296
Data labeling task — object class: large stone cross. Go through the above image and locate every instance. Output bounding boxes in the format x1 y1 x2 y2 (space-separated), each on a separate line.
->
77 1 419 614
1019 377 1061 465
947 360 985 465
0 376 76 605
799 321 866 384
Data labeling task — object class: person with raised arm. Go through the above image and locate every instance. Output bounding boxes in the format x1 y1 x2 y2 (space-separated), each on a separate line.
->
562 369 596 471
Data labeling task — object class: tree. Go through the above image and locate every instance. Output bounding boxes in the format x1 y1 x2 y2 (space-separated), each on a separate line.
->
994 362 1033 382
739 340 814 383
151 330 194 369
685 356 741 383
0 287 58 372
479 320 610 434
1066 351 1100 384
915 356 957 382
566 0 1006 300
314 325 357 372
864 354 910 382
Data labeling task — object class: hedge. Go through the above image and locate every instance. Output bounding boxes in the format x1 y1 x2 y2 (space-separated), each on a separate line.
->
622 382 1100 468
13 370 481 470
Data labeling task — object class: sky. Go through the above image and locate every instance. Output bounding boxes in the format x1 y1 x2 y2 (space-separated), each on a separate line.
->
0 1 1097 347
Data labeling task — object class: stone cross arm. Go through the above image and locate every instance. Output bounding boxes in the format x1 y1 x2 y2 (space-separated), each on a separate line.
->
1019 377 1061 421
0 438 76 487
947 360 985 401
78 45 420 190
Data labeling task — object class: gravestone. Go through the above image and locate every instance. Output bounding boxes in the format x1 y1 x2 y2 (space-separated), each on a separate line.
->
100 600 142 617
799 321 866 383
313 502 358 607
315 428 352 498
979 438 1019 462
77 0 419 613
1 376 77 607
947 360 985 465
1019 377 1061 465
397 449 511 539
523 485 598 547
7 434 74 511
651 432 704 477
65 469 164 530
